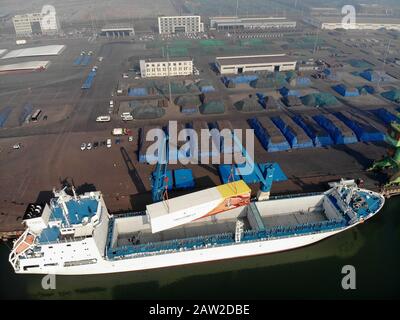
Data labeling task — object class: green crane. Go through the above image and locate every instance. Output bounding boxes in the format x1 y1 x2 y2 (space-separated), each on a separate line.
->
368 111 400 188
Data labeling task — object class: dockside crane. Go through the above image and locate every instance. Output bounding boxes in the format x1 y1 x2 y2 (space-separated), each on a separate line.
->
231 132 275 201
151 132 169 203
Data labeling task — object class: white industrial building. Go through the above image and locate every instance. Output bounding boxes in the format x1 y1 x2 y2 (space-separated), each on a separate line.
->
13 10 59 35
209 16 296 30
140 57 193 78
215 54 297 75
303 16 400 31
158 16 204 34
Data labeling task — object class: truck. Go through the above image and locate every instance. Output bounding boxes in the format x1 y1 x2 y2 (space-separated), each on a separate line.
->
112 128 123 136
16 39 27 45
96 115 111 122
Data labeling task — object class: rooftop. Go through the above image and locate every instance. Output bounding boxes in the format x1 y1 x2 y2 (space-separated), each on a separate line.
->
314 16 400 24
50 198 99 225
216 54 297 66
142 57 193 63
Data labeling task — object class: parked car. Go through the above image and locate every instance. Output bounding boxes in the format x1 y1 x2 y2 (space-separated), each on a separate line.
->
12 143 21 150
80 143 86 151
93 142 99 149
87 143 92 150
128 136 134 142
107 139 112 148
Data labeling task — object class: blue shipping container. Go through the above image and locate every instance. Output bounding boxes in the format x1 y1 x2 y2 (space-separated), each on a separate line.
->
174 169 195 189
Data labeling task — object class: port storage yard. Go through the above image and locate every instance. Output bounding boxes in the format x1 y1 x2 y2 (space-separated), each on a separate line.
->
1 16 400 239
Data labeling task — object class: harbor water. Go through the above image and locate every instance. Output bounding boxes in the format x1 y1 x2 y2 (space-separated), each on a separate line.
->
0 197 399 300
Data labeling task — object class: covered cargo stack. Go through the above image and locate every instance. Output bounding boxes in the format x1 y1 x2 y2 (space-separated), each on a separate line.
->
147 180 251 233
167 122 191 162
333 84 359 97
139 126 162 163
292 115 333 147
81 70 96 89
200 100 225 114
282 95 303 107
132 105 165 119
301 92 339 107
381 89 400 103
371 108 400 126
273 115 313 149
313 114 358 144
360 70 392 83
279 86 301 97
128 88 148 97
0 106 12 128
258 94 278 110
174 169 195 189
19 103 33 125
216 120 242 155
188 121 220 160
234 95 264 112
334 111 384 142
81 55 91 66
257 117 291 152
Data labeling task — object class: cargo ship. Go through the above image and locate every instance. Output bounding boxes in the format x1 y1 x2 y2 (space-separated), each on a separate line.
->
9 179 384 275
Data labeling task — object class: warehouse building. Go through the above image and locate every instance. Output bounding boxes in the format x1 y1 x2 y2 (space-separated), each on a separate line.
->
215 54 297 75
140 57 193 78
303 16 400 31
13 10 59 35
100 24 134 37
158 16 204 34
209 16 296 30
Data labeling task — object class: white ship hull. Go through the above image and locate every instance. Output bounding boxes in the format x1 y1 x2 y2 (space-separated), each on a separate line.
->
10 180 385 275
17 225 351 275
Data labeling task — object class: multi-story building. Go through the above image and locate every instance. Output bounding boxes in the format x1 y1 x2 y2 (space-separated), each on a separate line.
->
140 57 193 78
12 10 59 36
158 16 204 34
209 16 297 31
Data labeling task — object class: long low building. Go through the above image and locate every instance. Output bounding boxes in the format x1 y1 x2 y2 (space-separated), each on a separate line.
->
0 61 50 74
210 16 297 30
303 16 400 31
1 45 65 59
140 57 193 78
100 24 134 37
215 54 297 75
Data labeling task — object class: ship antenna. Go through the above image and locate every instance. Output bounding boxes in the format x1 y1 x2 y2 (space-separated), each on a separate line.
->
54 187 71 227
71 185 78 200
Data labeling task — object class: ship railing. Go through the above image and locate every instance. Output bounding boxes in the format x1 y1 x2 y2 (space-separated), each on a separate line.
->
107 232 236 260
112 211 147 219
270 192 323 201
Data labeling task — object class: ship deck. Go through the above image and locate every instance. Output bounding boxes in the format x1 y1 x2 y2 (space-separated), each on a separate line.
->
117 215 251 247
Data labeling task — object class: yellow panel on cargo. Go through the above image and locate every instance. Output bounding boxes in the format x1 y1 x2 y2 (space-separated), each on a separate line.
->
216 180 251 198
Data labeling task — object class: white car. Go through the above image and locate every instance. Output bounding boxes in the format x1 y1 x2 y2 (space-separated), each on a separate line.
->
80 143 86 151
128 136 134 142
107 139 112 148
12 143 21 150
87 143 92 150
